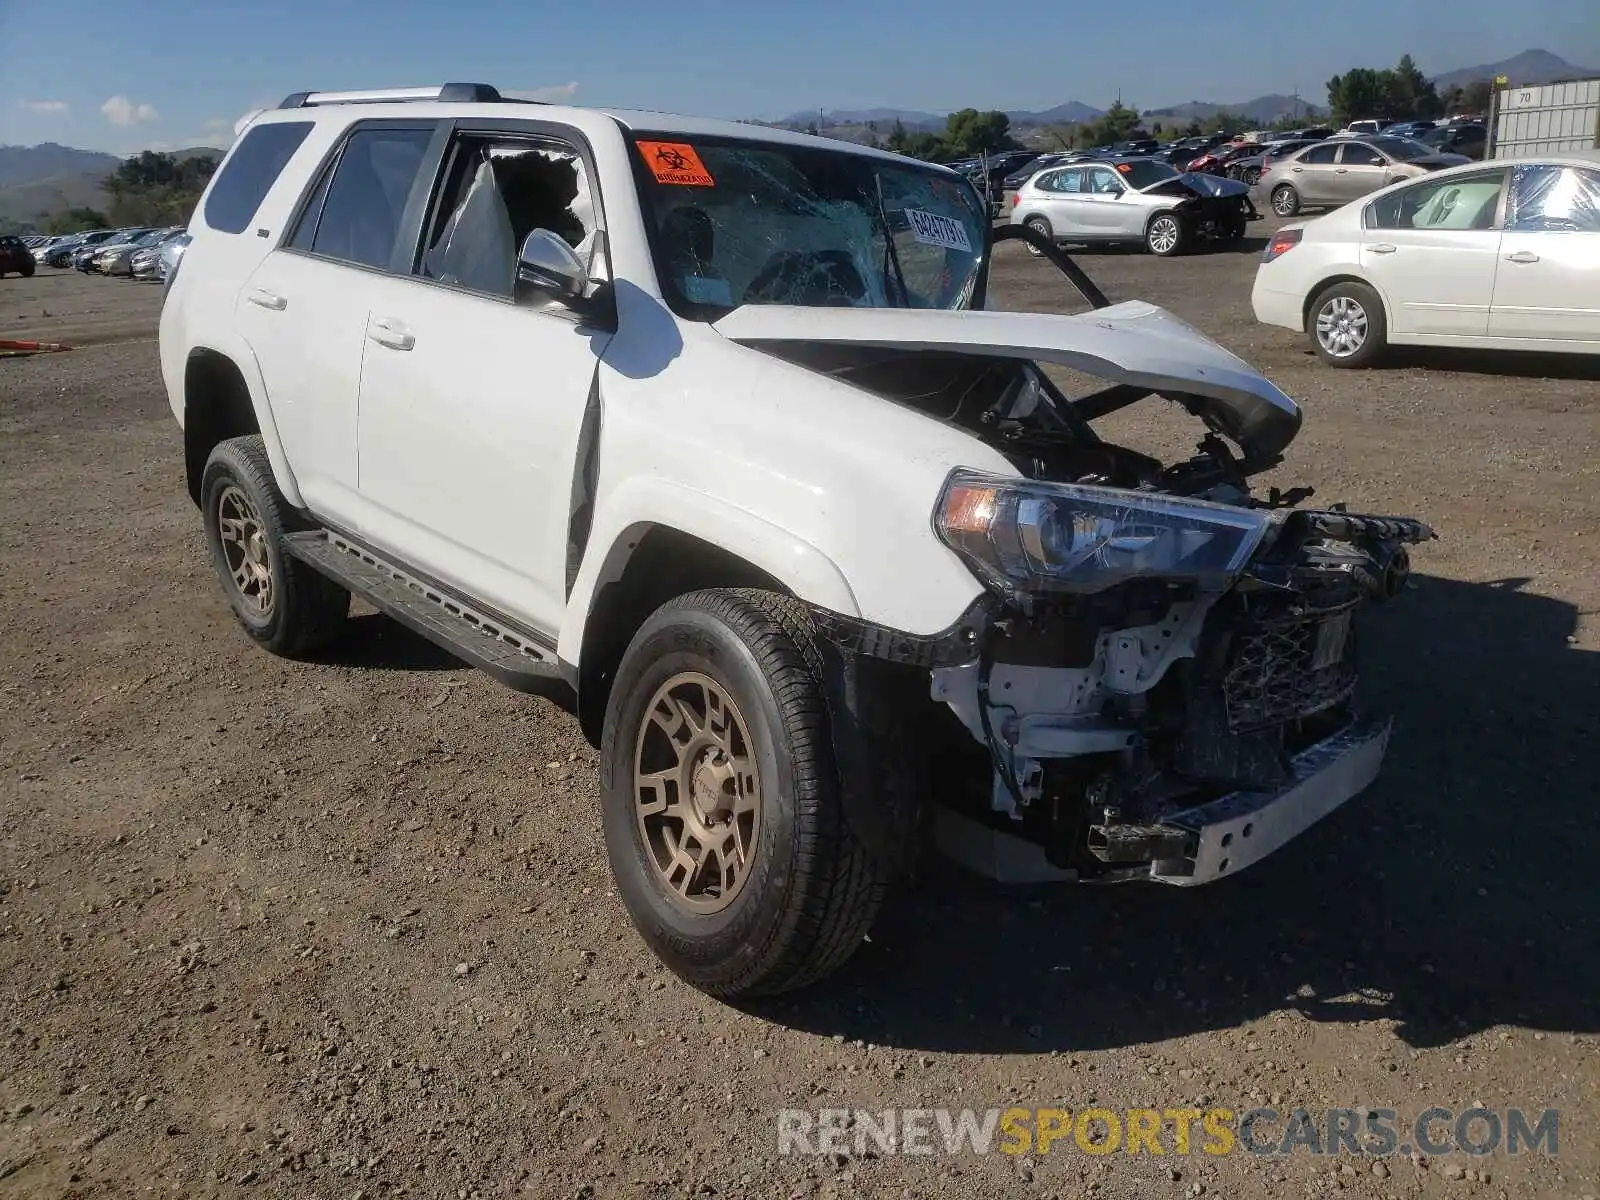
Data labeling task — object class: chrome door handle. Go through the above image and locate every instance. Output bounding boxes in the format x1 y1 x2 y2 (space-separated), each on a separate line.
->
1335 168 1349 174
1505 250 1540 263
1370 243 1398 254
367 317 415 351
246 287 286 311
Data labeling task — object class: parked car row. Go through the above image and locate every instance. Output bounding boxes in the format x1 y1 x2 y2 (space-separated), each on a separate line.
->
11 225 191 282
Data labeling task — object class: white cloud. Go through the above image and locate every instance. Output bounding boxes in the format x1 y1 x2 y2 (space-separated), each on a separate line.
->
101 95 161 126
505 82 580 103
20 99 69 114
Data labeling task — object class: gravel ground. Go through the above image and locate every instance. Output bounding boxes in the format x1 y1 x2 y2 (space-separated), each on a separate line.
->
2 239 1598 1200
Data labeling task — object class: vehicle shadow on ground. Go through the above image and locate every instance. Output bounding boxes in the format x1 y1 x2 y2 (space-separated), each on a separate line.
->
1381 347 1600 381
313 612 467 673
757 572 1599 1053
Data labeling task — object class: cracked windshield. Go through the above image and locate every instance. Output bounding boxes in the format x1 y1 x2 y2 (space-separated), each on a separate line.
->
631 136 988 315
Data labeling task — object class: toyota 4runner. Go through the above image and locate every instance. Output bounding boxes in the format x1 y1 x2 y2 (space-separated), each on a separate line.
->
160 83 1433 999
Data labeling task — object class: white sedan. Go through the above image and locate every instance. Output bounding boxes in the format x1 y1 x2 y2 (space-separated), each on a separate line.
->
1251 151 1600 366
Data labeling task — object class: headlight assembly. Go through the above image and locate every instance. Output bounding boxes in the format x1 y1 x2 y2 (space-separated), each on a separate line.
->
935 468 1271 595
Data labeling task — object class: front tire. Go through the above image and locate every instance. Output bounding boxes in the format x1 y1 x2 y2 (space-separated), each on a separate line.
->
1023 216 1053 257
1309 280 1388 368
200 435 349 656
1145 211 1188 256
1271 184 1301 217
600 588 887 999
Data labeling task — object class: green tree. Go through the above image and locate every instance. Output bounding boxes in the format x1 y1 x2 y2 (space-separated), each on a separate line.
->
1441 78 1493 115
1389 54 1443 118
101 151 218 226
1038 122 1080 150
1327 55 1444 123
942 109 1017 157
42 206 111 234
899 130 946 160
885 118 909 152
1081 100 1142 146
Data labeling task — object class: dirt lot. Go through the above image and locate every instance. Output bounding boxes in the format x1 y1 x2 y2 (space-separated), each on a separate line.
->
2 237 1598 1200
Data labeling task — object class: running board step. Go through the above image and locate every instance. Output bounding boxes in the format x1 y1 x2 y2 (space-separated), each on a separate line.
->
284 530 566 694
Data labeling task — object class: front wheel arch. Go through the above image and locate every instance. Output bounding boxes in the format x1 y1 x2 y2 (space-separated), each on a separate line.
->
1144 209 1188 255
576 526 790 746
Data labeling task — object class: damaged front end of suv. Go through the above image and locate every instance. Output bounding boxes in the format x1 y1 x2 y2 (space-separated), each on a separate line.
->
920 466 1430 885
727 224 1433 888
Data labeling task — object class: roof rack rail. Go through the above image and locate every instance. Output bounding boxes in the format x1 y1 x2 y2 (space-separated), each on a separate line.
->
277 82 537 109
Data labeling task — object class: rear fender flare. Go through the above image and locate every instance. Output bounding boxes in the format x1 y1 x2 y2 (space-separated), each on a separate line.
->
186 333 304 509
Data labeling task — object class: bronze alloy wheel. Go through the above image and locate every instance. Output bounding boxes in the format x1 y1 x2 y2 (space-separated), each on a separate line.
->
216 484 273 617
632 671 762 914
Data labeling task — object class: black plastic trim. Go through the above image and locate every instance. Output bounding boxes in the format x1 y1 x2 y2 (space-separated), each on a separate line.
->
807 597 990 668
980 224 1111 309
316 520 560 654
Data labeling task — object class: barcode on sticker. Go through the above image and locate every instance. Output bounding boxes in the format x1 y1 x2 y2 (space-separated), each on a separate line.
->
905 209 972 252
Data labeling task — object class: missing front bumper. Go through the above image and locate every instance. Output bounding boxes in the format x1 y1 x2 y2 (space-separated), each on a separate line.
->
1147 717 1391 886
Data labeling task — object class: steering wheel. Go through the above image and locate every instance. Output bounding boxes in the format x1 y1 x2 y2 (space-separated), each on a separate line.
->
742 249 867 306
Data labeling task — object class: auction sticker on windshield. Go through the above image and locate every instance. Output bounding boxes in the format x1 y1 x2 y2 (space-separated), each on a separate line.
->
636 142 715 187
906 208 972 253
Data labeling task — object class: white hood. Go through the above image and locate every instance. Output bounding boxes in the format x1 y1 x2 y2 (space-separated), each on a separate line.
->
713 300 1302 458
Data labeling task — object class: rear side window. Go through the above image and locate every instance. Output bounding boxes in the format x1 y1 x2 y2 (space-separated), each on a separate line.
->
291 126 434 270
204 121 313 234
1507 164 1600 233
1301 144 1340 165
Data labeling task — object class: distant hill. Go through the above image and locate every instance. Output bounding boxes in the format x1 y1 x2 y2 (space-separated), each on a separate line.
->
0 143 225 228
1007 101 1106 125
1145 94 1327 124
1432 48 1597 91
0 142 119 189
781 107 947 131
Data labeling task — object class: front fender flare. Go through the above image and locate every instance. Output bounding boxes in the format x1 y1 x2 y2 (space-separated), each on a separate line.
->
557 476 860 665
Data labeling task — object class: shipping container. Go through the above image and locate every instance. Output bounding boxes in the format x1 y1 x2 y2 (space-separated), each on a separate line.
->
1489 77 1600 158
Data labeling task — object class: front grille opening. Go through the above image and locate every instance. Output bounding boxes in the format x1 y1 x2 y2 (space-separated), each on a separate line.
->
1221 607 1359 733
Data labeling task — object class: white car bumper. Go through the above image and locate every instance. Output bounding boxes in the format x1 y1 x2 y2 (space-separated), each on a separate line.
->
1251 280 1304 332
1149 718 1391 885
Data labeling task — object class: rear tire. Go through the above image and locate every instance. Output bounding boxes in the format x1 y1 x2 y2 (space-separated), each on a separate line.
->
1023 216 1053 257
19 262 33 278
200 435 349 656
1308 280 1388 368
600 588 887 999
1271 184 1301 217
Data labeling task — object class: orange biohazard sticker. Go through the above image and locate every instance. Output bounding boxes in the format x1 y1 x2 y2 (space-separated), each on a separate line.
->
636 141 716 187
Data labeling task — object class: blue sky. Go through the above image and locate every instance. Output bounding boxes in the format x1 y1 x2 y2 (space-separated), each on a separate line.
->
2 0 1596 154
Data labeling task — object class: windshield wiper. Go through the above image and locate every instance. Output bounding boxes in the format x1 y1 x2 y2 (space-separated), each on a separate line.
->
873 172 909 308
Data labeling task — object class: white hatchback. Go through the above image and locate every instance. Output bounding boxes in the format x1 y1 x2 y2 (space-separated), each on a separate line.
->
1251 151 1600 366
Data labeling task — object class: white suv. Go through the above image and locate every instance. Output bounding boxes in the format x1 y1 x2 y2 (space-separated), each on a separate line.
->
161 83 1433 998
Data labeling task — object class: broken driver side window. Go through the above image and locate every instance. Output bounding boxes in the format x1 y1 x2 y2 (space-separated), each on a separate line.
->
419 134 604 299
